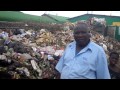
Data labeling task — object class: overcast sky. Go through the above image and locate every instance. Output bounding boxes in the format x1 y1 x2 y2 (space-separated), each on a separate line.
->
21 11 120 18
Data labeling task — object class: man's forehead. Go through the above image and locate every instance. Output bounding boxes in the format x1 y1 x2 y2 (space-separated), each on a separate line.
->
74 24 89 31
74 27 89 33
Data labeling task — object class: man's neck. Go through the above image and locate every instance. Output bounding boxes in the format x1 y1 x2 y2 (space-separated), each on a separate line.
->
76 40 90 54
77 40 90 49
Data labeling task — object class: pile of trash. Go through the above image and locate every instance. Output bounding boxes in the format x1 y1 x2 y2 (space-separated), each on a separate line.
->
35 29 56 46
0 27 70 79
0 21 120 79
90 17 106 27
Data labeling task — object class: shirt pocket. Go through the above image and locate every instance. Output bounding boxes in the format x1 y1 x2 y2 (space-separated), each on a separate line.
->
63 51 74 64
63 57 73 67
73 57 90 76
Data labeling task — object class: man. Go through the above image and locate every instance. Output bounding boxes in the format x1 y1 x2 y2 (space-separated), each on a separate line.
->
55 22 110 79
108 52 120 79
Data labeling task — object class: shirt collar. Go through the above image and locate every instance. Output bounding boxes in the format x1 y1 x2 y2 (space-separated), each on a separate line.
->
69 40 93 52
85 41 93 52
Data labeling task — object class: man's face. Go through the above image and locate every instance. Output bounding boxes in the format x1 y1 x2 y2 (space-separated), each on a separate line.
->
73 25 90 47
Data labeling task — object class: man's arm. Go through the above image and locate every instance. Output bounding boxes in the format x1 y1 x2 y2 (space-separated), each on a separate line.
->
55 43 70 74
55 54 65 74
96 48 111 79
54 69 60 79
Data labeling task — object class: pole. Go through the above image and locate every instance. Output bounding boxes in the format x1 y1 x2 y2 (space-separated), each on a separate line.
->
91 11 93 14
87 11 88 14
110 11 112 16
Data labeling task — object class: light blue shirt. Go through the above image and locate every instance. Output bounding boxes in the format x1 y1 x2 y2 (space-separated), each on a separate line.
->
55 41 111 79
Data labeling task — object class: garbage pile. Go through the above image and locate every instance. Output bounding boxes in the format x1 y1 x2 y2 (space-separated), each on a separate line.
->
35 29 56 46
90 17 106 27
0 21 120 79
0 27 72 79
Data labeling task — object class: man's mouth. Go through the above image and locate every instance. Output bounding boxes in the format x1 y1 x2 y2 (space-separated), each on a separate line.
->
78 38 85 41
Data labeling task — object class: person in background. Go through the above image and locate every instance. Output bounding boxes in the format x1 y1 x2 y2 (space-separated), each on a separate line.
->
108 51 120 79
55 22 110 79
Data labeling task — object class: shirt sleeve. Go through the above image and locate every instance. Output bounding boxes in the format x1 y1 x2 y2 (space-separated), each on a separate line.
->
96 48 111 79
55 45 68 73
55 54 65 73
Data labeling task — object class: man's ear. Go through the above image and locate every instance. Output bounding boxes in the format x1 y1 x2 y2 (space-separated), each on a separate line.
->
88 31 91 38
88 33 91 38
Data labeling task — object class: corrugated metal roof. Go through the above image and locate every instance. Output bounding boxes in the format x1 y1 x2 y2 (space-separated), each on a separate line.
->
42 14 69 23
67 14 120 25
68 14 120 20
0 11 58 23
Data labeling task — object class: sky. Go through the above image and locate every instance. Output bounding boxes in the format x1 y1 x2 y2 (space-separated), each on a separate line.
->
21 11 120 18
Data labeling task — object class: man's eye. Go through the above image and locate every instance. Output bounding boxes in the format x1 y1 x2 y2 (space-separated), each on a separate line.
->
74 32 87 35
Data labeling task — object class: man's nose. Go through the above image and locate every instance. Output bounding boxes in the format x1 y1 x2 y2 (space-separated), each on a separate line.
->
77 33 84 37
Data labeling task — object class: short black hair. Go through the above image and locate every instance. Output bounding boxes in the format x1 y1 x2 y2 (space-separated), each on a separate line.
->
110 52 119 59
74 22 90 32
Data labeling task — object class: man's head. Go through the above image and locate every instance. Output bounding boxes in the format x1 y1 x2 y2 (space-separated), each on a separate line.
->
109 52 119 66
73 22 91 47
